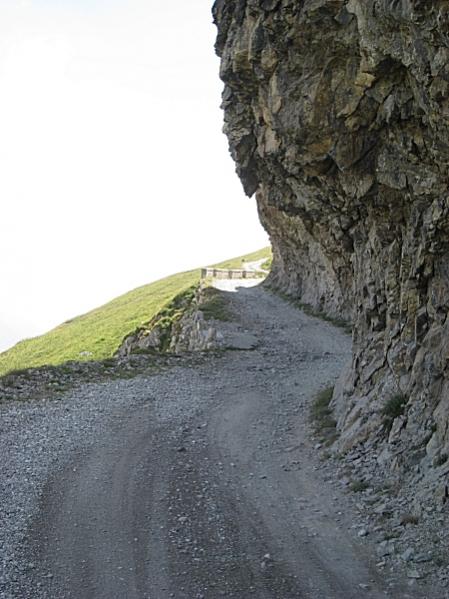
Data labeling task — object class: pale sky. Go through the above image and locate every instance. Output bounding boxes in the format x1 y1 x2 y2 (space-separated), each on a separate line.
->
0 0 268 352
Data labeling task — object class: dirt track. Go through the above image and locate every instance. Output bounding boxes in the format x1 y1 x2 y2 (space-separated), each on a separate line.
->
2 283 436 598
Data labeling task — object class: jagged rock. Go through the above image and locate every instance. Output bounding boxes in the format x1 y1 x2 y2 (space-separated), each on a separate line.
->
401 547 415 562
213 0 449 474
118 327 163 356
169 310 219 353
377 540 395 557
407 569 422 580
116 285 221 357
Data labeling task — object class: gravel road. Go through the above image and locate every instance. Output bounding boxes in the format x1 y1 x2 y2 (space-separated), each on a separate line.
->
0 283 438 598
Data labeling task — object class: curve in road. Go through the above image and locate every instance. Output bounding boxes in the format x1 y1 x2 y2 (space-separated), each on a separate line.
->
17 284 435 598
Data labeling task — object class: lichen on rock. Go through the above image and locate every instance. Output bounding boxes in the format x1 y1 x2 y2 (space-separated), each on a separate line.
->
213 0 449 472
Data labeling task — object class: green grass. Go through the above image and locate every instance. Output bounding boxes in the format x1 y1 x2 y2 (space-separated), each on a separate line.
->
382 393 407 432
214 247 271 270
311 386 338 445
0 247 271 376
261 256 272 271
199 287 232 322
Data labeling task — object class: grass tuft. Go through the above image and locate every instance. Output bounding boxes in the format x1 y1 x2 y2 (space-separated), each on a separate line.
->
261 256 272 271
311 386 338 445
382 393 407 432
199 287 231 322
400 513 419 526
350 480 369 493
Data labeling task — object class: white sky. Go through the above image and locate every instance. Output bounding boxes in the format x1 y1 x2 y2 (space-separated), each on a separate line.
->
0 0 268 352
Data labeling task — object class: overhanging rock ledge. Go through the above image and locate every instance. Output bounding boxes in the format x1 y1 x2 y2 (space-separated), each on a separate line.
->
213 0 449 476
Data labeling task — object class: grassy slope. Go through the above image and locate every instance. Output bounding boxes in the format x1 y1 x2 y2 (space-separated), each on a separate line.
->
0 247 271 376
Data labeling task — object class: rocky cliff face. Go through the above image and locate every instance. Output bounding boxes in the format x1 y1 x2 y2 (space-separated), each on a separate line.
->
213 0 449 476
